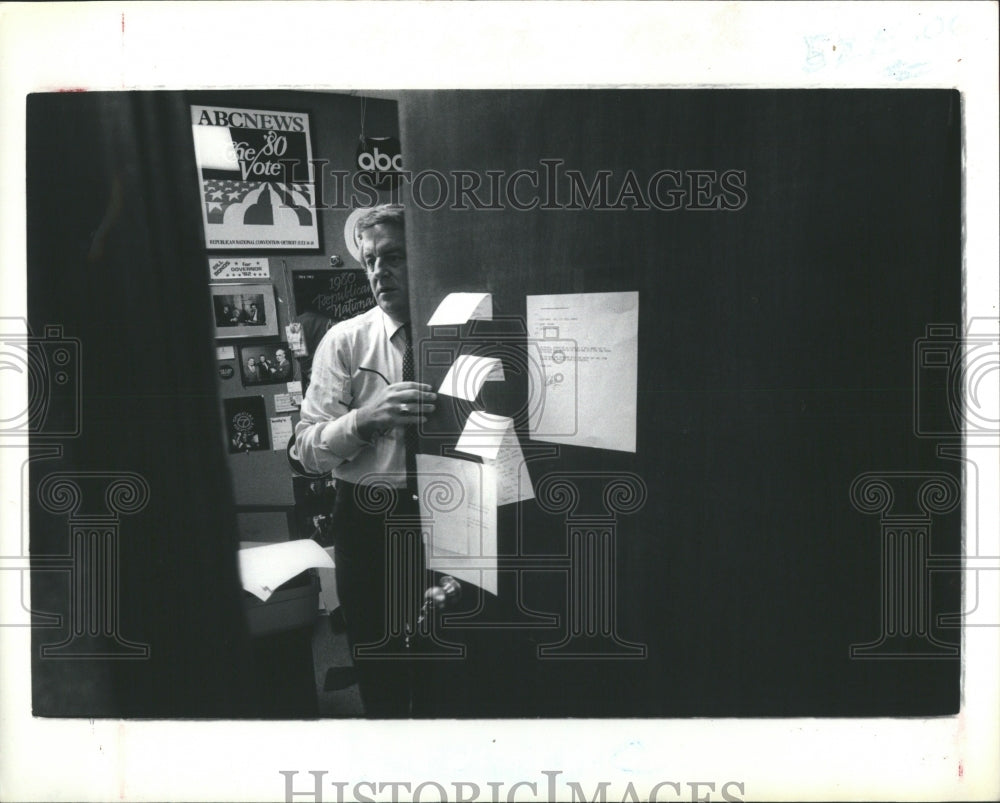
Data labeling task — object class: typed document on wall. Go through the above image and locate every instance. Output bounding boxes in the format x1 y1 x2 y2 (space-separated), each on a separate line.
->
527 291 639 453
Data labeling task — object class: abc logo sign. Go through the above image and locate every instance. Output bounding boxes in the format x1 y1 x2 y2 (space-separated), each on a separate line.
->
357 148 403 172
355 136 402 189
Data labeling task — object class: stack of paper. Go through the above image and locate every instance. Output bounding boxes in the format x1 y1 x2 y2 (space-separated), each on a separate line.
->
417 454 498 596
455 412 535 506
238 539 335 602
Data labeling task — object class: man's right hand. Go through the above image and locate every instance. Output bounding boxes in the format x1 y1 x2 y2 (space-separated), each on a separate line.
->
354 382 437 441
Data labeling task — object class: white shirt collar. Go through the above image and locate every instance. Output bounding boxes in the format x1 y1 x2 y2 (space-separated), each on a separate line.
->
379 306 408 340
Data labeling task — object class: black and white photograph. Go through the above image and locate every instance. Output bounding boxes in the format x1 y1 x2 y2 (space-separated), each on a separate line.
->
22 83 971 714
211 283 278 338
239 341 296 386
1 4 997 803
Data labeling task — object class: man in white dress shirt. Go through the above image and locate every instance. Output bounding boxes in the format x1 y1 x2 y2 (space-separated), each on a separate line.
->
295 204 436 716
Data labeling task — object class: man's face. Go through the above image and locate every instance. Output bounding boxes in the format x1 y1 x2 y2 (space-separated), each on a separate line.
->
275 349 286 362
360 222 409 322
259 355 266 363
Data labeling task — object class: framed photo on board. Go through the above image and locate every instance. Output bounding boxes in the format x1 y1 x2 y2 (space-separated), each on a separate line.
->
191 104 319 250
210 283 278 339
238 342 296 387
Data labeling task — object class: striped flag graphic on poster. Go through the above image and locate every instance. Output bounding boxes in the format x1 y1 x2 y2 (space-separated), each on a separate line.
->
191 105 319 250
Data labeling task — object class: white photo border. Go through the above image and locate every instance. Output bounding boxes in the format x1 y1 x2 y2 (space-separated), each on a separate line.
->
1 3 997 802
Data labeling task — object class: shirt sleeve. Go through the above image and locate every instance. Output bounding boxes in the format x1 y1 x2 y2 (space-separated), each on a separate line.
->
294 327 371 474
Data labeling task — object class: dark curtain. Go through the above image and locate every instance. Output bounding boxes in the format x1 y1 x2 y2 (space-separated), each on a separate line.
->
28 92 259 716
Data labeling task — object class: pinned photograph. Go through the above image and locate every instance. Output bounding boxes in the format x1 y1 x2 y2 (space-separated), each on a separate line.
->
238 342 295 386
210 283 278 339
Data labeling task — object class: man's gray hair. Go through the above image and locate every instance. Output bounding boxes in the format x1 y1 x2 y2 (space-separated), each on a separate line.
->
355 204 405 238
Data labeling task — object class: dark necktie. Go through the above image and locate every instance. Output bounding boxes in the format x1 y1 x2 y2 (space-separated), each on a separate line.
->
401 324 419 497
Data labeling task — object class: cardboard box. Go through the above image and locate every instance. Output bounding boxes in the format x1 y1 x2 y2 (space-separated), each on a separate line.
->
243 569 319 638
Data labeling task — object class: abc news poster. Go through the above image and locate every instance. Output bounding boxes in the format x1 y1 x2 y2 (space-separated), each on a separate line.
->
191 105 319 250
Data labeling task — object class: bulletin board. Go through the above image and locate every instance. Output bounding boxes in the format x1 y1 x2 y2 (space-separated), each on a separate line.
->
194 89 401 512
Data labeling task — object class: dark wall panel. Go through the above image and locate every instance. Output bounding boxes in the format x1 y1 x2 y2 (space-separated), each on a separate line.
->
400 90 962 716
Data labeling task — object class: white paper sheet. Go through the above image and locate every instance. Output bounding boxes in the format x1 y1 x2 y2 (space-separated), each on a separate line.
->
238 539 335 601
427 292 493 326
269 415 293 449
285 323 305 355
273 393 302 413
455 411 535 505
437 354 504 401
527 291 639 452
484 360 505 382
417 454 498 596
